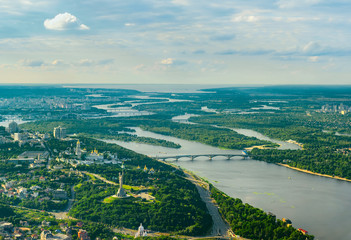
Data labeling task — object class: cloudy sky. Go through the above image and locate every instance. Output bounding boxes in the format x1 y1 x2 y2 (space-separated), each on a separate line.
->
0 0 350 84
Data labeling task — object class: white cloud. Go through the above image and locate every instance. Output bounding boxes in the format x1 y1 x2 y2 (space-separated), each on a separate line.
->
161 58 174 65
303 42 322 54
52 59 65 66
171 0 189 6
308 56 319 62
0 0 50 15
79 24 90 30
125 23 135 27
19 59 45 67
232 14 261 23
276 0 322 9
44 12 89 31
77 58 114 67
78 59 94 66
231 10 268 23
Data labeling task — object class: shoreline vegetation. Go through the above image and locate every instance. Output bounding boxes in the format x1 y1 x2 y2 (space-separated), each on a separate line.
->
21 120 182 149
277 163 351 183
90 133 181 148
174 165 314 240
245 144 280 150
208 182 314 240
193 112 351 180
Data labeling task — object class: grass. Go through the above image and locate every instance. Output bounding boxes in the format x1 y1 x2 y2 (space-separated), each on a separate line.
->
123 184 141 191
85 173 96 181
103 196 117 203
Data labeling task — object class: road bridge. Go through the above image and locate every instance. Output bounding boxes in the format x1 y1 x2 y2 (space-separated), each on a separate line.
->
157 153 248 161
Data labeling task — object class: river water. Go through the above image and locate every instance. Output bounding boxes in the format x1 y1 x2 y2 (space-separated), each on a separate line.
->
172 114 301 150
92 96 190 118
0 116 29 127
104 127 351 240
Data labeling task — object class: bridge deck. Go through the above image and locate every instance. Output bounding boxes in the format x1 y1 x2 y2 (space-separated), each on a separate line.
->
157 153 248 161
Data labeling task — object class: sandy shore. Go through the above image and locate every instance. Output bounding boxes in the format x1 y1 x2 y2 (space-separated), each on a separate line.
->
245 145 274 150
277 163 351 182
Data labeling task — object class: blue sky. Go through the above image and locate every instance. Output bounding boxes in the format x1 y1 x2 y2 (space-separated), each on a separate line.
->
0 0 350 84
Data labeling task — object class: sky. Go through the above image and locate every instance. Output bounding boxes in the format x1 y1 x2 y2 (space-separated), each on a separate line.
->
0 0 350 85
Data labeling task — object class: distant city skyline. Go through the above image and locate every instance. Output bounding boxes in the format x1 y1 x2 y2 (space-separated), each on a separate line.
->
0 0 350 84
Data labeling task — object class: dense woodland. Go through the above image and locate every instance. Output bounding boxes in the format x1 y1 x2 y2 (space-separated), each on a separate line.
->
191 113 351 179
0 141 39 159
138 119 276 149
70 174 212 235
66 139 212 235
210 186 314 240
22 119 181 148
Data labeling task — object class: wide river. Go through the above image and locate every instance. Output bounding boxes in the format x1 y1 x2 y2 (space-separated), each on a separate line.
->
105 127 351 240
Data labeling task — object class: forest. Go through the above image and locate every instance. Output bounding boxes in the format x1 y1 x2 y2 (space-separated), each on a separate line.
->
191 113 351 179
69 154 212 235
210 186 314 240
21 119 181 149
138 118 275 149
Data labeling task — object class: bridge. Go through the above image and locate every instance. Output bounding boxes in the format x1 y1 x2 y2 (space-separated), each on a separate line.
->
156 153 248 161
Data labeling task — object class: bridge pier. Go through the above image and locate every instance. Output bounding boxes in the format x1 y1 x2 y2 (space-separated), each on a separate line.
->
156 153 246 162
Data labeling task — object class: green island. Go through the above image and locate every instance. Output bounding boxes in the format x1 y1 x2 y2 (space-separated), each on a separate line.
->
138 119 278 149
22 119 181 149
190 113 351 179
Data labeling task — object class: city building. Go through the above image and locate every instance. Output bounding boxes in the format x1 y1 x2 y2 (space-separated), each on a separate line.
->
40 230 71 240
75 140 82 158
53 126 67 139
134 224 147 238
53 189 68 200
298 228 308 235
85 149 104 161
13 133 22 142
8 121 19 133
78 229 90 240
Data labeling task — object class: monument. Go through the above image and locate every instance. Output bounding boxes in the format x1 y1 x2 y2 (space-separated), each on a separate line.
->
116 171 127 198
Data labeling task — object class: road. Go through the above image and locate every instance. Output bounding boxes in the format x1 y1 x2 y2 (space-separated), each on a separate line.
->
185 173 231 238
83 171 118 185
50 185 76 220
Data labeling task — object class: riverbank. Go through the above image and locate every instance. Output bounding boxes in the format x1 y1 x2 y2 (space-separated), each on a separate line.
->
245 144 278 150
158 160 243 239
277 163 351 182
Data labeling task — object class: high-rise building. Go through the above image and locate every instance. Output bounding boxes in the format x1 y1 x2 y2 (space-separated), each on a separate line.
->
8 121 19 133
53 126 67 139
13 133 22 141
75 140 81 157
